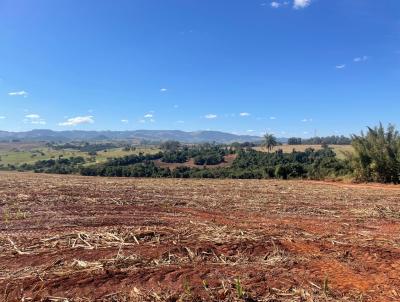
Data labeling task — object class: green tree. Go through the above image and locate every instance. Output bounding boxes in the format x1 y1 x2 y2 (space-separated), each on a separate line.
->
160 140 181 152
288 137 302 145
349 123 400 183
263 133 278 153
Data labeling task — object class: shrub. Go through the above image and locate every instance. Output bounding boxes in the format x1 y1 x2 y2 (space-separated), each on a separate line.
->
349 123 400 183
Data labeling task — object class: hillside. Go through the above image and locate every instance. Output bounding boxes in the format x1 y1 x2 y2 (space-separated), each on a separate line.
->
0 129 267 143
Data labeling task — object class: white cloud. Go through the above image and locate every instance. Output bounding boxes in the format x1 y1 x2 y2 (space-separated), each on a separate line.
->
336 64 346 69
176 120 185 124
24 114 46 125
160 88 168 92
121 119 129 124
0 116 6 119
301 118 313 122
205 114 217 119
270 2 281 8
25 114 40 119
293 0 311 9
8 90 28 97
239 112 251 117
354 56 369 62
247 129 256 133
270 116 277 120
139 113 156 124
269 1 290 8
59 116 94 126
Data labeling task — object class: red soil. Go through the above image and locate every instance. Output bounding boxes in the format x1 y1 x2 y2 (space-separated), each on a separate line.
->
1 172 400 301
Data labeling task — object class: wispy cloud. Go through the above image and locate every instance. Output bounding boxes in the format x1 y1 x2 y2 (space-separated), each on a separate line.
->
270 1 289 8
25 114 40 119
140 113 155 123
270 116 277 120
270 1 281 8
0 116 6 119
335 64 346 69
176 120 185 124
121 119 129 124
204 114 217 119
59 116 94 126
354 56 369 62
24 114 46 125
301 118 313 122
239 112 251 117
293 0 311 9
8 90 28 97
268 1 309 10
160 88 168 92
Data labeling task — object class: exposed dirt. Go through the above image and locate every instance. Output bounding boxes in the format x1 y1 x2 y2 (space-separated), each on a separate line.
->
1 172 400 301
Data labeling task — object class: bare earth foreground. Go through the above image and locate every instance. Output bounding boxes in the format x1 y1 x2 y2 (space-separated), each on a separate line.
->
1 172 400 302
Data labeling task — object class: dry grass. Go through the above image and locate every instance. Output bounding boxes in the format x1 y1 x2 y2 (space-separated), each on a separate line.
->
254 144 354 159
1 172 400 301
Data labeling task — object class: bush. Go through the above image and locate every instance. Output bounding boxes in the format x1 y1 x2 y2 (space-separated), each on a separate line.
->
349 123 400 183
162 151 188 163
193 152 224 165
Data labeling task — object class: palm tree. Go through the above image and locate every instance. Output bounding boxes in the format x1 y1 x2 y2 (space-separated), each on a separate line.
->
263 133 278 153
350 123 400 183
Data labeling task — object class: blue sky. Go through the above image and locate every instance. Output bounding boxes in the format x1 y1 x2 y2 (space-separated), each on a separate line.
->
0 0 399 137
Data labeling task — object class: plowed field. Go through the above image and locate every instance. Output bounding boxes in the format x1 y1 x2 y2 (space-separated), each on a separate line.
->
1 172 400 301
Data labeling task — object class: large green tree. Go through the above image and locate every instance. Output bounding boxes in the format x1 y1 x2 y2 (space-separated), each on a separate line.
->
349 123 400 183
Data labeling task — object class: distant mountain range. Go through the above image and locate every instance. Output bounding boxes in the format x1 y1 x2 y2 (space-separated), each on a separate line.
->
0 129 282 144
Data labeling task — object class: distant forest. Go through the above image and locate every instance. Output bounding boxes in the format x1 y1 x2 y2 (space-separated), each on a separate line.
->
287 135 351 145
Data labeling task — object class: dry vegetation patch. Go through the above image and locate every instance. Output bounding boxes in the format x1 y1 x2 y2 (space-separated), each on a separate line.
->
1 172 400 301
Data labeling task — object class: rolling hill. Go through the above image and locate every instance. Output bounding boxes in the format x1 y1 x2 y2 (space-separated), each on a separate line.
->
0 129 272 143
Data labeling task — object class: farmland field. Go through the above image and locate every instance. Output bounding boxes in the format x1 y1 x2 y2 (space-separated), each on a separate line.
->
0 143 160 166
1 172 400 301
254 144 353 159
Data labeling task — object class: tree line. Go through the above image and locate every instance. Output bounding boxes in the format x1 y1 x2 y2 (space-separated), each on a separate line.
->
79 145 349 179
287 135 351 145
5 124 400 184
